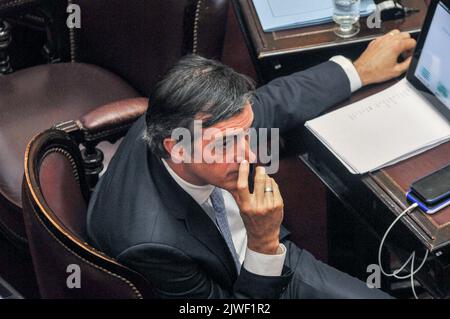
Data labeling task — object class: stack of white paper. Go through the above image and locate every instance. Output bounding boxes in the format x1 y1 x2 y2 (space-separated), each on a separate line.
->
252 0 376 32
305 79 450 174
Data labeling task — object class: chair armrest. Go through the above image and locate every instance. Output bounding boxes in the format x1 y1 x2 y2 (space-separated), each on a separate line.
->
77 97 148 145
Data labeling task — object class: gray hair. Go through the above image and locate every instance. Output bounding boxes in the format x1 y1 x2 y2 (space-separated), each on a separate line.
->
144 54 255 158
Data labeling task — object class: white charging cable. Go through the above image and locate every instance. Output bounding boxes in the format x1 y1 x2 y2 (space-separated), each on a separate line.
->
378 202 430 299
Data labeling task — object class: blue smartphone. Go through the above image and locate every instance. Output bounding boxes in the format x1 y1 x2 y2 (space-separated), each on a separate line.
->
406 191 450 214
410 164 450 206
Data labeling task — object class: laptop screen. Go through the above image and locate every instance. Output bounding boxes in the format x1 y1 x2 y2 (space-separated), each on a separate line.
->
414 1 450 111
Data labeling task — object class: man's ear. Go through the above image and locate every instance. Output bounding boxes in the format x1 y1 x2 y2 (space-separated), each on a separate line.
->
163 138 185 163
163 138 176 154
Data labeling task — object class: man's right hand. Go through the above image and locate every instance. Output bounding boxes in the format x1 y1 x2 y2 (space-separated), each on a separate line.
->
353 29 417 86
231 161 284 255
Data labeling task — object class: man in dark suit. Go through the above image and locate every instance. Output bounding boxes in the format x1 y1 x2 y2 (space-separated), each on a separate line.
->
87 30 416 298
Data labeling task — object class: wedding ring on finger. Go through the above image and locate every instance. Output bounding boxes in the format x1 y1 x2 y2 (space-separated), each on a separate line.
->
388 30 400 36
264 187 273 193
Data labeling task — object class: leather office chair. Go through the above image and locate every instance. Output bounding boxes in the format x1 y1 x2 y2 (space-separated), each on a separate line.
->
0 0 229 249
22 98 155 298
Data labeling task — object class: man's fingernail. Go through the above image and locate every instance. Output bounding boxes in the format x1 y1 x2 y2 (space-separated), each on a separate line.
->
242 160 248 166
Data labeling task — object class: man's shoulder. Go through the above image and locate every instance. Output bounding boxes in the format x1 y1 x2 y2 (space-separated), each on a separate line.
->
87 174 186 259
86 116 185 257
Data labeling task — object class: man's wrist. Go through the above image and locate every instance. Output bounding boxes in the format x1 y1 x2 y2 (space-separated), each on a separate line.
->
353 58 370 87
247 237 280 255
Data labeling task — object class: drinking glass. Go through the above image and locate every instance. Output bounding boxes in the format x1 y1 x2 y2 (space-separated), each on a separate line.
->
333 0 361 38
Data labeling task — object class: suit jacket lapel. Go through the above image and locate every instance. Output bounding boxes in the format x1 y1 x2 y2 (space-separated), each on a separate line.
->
147 153 238 282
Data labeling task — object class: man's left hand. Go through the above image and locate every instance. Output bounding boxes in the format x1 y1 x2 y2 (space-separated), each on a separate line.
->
353 29 417 86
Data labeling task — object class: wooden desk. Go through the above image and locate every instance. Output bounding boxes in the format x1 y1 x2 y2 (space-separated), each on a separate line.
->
233 0 448 297
368 144 450 250
234 0 429 82
301 79 450 297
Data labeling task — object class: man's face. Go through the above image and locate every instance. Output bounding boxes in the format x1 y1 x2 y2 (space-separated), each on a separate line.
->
169 103 256 192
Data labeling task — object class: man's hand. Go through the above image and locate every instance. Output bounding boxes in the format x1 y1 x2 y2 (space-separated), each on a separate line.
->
353 29 417 86
231 161 284 255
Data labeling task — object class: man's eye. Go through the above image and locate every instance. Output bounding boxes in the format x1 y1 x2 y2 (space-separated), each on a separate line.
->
222 138 229 149
212 137 226 149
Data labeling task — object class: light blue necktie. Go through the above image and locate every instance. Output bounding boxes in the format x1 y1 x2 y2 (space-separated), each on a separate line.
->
210 188 241 272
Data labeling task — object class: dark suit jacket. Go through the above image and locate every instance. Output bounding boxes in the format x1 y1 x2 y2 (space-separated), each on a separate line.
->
87 61 351 298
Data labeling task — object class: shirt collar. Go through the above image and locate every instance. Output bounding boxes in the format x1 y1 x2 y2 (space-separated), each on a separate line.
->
161 158 214 206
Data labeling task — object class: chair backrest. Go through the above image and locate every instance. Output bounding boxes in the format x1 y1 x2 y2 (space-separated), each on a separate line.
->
71 0 229 95
0 0 39 16
22 128 155 298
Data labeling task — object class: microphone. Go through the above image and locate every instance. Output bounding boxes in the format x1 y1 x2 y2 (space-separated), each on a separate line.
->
373 0 420 21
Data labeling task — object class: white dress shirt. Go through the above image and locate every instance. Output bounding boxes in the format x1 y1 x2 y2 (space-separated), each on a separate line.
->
159 59 361 276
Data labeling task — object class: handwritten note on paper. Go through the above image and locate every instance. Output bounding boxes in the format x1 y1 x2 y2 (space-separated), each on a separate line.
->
347 89 411 121
305 79 450 174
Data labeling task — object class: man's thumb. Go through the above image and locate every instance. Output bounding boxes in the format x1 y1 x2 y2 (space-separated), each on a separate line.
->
396 56 412 74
